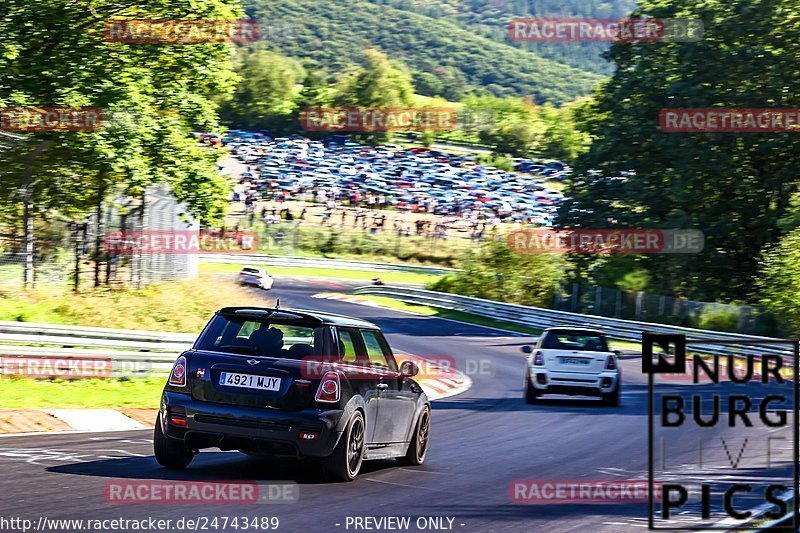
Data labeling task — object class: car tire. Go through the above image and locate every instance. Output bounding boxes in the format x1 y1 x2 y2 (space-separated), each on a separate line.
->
153 417 194 470
322 411 365 482
398 406 430 466
602 383 621 407
524 376 539 404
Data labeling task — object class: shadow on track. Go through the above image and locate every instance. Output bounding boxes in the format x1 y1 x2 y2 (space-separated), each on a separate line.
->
432 386 649 415
46 453 400 485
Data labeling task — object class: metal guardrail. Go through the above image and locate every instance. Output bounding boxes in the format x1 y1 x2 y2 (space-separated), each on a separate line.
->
352 286 794 358
199 254 456 276
0 283 793 379
0 321 192 375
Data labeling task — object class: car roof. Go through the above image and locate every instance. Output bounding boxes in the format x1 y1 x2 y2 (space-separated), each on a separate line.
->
543 327 606 335
217 306 379 329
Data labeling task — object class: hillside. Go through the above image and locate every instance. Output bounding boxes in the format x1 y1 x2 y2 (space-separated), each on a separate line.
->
244 0 611 104
370 0 638 75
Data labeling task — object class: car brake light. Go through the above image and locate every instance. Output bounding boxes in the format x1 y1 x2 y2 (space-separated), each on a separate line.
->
315 371 341 403
533 351 544 366
169 356 187 387
170 416 187 427
606 356 617 370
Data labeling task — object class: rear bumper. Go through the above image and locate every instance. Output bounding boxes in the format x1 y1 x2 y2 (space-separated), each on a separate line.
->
160 391 345 458
528 370 619 396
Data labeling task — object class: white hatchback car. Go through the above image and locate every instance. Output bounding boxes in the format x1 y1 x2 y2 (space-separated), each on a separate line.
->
238 266 274 290
523 328 621 406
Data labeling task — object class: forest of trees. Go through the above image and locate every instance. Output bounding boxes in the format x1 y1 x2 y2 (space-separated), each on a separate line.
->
6 0 800 333
243 0 604 104
557 0 800 333
218 48 589 161
368 0 637 75
1 0 239 228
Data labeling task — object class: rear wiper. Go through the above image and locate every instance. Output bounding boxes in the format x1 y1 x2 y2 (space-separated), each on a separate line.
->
217 345 260 355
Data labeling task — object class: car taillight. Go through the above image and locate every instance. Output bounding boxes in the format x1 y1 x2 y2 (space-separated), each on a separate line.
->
169 356 187 387
315 371 341 403
606 356 617 370
533 351 544 366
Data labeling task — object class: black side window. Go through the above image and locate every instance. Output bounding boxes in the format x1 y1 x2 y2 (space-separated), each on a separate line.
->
337 328 359 364
359 330 397 372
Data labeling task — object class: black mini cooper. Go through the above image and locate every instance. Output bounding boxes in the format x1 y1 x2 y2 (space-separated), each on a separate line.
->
155 306 431 481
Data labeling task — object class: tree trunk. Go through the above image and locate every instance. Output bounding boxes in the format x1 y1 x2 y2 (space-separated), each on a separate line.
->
94 180 106 287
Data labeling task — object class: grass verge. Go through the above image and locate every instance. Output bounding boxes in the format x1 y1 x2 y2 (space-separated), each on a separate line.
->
0 274 267 332
0 377 164 409
200 262 441 286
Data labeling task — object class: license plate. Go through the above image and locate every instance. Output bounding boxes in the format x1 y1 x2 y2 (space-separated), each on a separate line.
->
219 372 281 391
560 357 590 365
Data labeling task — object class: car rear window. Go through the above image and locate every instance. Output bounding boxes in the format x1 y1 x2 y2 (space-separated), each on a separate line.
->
198 315 322 359
542 333 608 352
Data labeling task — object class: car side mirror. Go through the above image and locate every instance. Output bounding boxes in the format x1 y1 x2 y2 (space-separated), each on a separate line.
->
613 350 622 358
400 360 419 378
521 345 533 354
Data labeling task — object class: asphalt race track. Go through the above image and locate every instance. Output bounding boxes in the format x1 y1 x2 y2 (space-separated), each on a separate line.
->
0 276 794 532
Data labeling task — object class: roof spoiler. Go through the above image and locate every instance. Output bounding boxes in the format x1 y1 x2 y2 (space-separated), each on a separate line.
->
217 307 324 325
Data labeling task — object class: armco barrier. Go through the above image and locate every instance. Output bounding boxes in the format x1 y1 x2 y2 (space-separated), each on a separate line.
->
199 254 456 276
352 286 795 358
0 286 793 378
0 321 191 376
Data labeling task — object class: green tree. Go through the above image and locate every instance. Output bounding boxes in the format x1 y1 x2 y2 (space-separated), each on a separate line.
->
219 48 304 131
431 238 564 307
560 0 800 301
1 0 240 285
333 49 415 108
536 102 591 163
757 228 800 335
413 71 445 98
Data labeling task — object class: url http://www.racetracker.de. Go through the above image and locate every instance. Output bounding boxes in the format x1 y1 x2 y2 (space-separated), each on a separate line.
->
0 515 281 532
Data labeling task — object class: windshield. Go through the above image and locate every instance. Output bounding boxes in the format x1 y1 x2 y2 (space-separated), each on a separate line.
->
198 315 323 359
542 332 609 352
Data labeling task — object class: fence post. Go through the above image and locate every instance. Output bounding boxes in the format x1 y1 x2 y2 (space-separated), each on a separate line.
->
571 283 580 313
636 291 644 320
595 286 602 314
738 307 749 332
22 140 51 289
615 290 622 317
554 283 562 309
